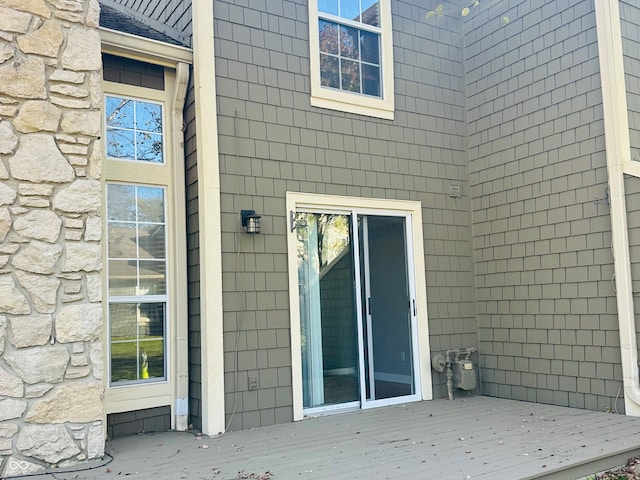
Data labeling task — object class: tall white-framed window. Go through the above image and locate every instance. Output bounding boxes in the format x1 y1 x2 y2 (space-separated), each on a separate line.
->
309 0 395 119
102 73 187 419
107 183 168 385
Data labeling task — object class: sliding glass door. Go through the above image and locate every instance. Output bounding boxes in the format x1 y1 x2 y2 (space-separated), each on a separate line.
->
295 210 420 414
358 215 417 407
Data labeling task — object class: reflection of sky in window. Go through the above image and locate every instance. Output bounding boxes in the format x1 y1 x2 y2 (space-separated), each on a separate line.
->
318 0 379 25
318 0 338 16
135 102 162 133
106 97 134 128
105 96 163 163
340 0 359 21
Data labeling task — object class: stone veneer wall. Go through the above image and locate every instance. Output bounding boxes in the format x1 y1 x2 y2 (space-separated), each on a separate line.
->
0 0 104 477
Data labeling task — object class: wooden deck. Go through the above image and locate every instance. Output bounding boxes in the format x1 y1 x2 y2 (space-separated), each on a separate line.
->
46 396 640 480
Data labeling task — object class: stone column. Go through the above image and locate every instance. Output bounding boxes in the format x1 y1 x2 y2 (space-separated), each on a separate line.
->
0 0 104 477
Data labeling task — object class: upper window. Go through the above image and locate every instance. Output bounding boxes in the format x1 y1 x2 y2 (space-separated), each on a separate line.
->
105 95 164 163
309 0 394 119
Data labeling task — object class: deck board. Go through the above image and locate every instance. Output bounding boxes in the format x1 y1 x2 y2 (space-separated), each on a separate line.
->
46 396 640 480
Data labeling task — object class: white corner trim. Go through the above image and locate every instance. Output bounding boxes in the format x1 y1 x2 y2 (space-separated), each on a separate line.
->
594 0 640 415
193 0 226 435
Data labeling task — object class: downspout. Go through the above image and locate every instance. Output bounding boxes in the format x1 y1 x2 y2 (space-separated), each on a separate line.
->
594 0 640 415
172 61 190 431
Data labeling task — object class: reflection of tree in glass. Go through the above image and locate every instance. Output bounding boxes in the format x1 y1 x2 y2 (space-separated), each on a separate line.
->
136 188 165 224
319 21 361 93
106 97 163 163
107 185 164 225
317 214 350 267
107 184 136 221
296 213 350 270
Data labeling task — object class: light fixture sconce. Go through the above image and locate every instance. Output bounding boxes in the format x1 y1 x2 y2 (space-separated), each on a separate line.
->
241 210 261 234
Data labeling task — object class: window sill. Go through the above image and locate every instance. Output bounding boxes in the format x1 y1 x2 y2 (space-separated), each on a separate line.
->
310 90 394 120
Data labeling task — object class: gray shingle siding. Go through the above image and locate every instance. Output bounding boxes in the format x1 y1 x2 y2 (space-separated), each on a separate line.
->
623 0 640 368
622 1 640 161
185 70 202 431
211 0 473 428
151 0 640 429
465 0 622 411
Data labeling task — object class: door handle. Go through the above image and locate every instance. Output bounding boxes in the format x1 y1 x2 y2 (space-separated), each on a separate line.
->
412 299 416 316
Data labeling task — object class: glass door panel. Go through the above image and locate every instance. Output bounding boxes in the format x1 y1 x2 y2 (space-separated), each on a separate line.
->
359 215 415 404
297 210 419 414
296 213 359 409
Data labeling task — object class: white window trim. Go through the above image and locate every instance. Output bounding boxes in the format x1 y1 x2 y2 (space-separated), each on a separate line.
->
285 192 432 421
102 61 190 431
308 0 395 119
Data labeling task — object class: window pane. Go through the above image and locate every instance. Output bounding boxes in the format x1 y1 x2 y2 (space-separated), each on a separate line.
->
138 224 166 259
362 64 380 96
139 303 165 338
110 302 166 384
340 0 360 22
139 260 166 295
111 303 137 339
136 131 163 163
107 184 166 297
107 184 136 221
317 11 383 98
108 259 137 296
318 0 338 16
135 102 162 133
340 25 359 59
360 30 380 65
106 97 134 128
108 222 136 258
319 20 339 55
361 0 379 26
320 54 340 88
341 59 361 92
106 129 135 160
105 96 164 164
137 186 165 223
111 348 137 383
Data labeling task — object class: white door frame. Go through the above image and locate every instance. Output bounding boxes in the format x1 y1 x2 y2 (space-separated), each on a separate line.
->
286 192 433 421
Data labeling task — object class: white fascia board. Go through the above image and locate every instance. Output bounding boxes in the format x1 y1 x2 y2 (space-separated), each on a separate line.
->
100 27 193 67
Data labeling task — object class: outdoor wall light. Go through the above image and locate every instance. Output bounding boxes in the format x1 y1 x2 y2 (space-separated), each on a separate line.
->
241 210 261 234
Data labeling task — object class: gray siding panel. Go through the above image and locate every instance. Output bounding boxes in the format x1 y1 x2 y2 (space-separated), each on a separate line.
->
465 0 619 411
622 1 640 167
185 70 202 430
211 0 474 428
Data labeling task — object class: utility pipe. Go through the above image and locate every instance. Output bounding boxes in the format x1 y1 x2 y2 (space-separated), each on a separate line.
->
594 0 640 415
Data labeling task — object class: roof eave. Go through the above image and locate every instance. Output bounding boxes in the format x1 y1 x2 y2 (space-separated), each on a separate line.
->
100 27 193 67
